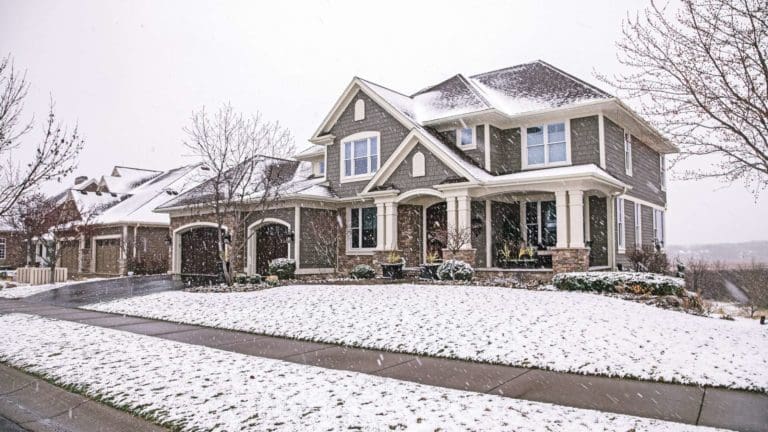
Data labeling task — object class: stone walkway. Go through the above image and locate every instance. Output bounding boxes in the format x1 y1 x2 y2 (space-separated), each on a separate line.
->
0 363 165 432
0 298 766 432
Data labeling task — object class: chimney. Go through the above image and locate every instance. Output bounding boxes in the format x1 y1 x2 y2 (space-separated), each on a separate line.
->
75 176 88 185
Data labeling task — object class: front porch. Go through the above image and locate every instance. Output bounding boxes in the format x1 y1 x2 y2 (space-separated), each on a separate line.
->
365 180 620 275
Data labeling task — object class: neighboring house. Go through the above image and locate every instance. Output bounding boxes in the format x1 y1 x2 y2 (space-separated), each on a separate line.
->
160 60 675 277
0 224 25 269
40 164 209 276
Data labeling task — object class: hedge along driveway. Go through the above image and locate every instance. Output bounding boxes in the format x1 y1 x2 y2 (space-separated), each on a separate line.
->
86 284 768 392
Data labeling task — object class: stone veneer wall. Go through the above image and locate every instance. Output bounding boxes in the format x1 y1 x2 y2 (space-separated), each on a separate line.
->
442 248 477 266
552 248 590 273
335 208 374 274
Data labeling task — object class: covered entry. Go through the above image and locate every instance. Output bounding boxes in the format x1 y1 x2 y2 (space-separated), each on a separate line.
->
248 218 291 275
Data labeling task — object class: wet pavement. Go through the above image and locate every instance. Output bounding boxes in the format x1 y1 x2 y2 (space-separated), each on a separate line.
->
0 278 766 431
22 274 183 308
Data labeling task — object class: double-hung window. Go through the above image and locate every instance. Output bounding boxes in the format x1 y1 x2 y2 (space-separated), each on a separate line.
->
349 207 377 250
634 202 642 249
524 201 557 247
525 122 567 168
342 133 379 181
616 198 626 252
624 130 633 176
0 238 5 260
653 209 665 246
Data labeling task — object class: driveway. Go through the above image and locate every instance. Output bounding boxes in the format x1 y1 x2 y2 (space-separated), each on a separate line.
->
22 274 184 307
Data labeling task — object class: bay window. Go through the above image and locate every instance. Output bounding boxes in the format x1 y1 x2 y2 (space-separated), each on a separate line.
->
341 132 379 181
524 122 568 168
457 127 476 149
350 207 377 250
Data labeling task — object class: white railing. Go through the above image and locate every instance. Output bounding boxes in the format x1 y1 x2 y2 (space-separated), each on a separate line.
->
14 267 68 285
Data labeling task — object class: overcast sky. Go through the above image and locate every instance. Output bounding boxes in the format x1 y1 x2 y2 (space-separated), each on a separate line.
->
1 0 766 246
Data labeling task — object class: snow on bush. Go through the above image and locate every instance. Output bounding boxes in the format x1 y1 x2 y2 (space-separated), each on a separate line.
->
268 258 296 280
437 259 474 281
552 271 684 296
350 264 375 279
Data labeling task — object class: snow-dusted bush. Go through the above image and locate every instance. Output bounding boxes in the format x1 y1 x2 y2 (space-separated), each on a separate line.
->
268 258 296 280
437 260 474 281
552 272 684 296
350 264 375 279
249 274 262 284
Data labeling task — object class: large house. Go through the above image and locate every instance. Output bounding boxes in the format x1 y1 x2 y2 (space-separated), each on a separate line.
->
160 60 675 278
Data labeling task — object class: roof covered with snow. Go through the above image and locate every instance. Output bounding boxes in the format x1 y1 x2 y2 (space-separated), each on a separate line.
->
360 61 612 125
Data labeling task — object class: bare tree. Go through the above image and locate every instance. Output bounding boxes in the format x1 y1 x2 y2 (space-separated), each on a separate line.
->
0 54 85 216
444 225 472 255
305 210 339 269
601 0 768 194
736 260 768 317
2 191 51 265
183 103 295 285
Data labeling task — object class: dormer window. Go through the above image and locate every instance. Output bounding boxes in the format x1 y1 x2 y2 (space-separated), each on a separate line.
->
457 127 476 150
340 132 379 182
523 121 569 169
312 159 325 177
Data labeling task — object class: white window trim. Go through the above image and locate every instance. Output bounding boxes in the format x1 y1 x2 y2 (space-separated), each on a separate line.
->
634 202 642 249
521 120 572 170
339 131 380 183
624 129 633 176
616 197 626 253
347 207 377 254
660 155 667 191
456 126 477 151
0 237 5 260
653 209 665 247
521 200 557 247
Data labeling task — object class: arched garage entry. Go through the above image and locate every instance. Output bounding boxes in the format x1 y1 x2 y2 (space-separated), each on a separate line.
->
247 218 291 275
172 223 227 277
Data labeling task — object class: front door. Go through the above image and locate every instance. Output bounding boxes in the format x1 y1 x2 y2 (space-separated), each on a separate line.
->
425 203 447 260
255 224 289 275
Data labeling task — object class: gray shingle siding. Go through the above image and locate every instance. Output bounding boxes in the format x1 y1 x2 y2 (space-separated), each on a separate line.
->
641 205 654 246
570 116 600 166
624 199 636 251
326 91 410 198
384 143 458 190
243 207 296 260
436 125 486 170
299 207 337 268
604 117 666 206
490 126 520 175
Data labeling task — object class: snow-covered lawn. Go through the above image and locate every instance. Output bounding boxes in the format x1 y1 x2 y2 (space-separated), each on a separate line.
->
0 279 102 299
87 284 768 392
0 314 723 431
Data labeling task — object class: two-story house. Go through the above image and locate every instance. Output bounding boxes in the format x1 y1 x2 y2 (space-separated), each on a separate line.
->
161 60 675 278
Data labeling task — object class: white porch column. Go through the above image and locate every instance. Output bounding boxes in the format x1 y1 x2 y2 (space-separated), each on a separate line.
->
294 206 301 270
445 196 457 234
568 190 585 248
376 202 386 251
384 201 398 250
456 195 472 250
555 190 569 248
485 200 492 267
607 195 616 269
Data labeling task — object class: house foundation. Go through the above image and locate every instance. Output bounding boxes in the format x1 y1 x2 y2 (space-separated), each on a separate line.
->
551 248 590 273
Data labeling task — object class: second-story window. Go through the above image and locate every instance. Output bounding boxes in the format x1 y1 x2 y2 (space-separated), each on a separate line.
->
341 132 379 181
624 130 633 176
457 127 475 149
524 122 568 168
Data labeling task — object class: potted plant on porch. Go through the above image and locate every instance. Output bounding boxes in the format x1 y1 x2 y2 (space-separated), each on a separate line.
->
381 251 405 279
518 245 537 268
419 251 441 280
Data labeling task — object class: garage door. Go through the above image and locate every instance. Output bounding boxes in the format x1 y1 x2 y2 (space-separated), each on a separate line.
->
180 227 221 276
59 240 79 275
95 238 120 274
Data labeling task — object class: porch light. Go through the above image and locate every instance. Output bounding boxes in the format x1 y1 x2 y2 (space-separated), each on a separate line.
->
223 233 232 245
164 235 172 247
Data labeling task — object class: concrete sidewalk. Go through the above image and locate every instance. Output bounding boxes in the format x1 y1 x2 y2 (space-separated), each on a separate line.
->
1 298 766 432
0 363 165 432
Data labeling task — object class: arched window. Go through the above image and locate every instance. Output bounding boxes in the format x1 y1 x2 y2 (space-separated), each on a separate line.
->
412 151 425 177
354 99 365 121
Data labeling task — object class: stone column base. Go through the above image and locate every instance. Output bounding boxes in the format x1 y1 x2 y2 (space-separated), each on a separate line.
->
442 248 477 266
552 248 590 273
